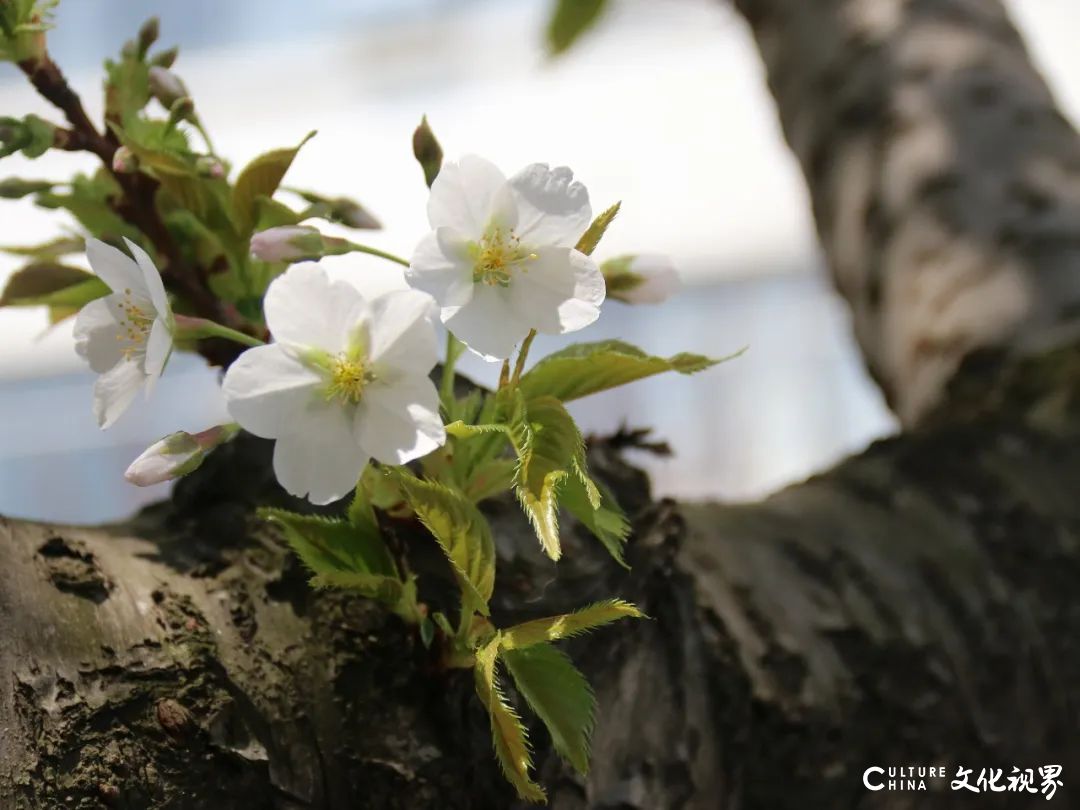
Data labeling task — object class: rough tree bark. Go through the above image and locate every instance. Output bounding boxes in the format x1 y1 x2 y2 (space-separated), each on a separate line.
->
3 0 1079 807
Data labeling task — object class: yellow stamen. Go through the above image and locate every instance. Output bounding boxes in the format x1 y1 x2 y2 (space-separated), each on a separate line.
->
115 290 154 360
325 353 373 404
471 223 535 287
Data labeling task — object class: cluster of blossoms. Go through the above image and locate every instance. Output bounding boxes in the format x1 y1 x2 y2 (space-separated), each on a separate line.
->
3 10 705 799
62 143 706 802
77 156 679 499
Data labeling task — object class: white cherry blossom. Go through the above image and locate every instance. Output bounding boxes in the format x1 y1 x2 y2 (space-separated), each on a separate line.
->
73 238 174 429
406 155 605 360
222 263 445 504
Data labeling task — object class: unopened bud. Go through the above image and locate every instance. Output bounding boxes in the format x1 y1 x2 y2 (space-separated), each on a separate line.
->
124 424 237 487
150 46 179 69
111 145 138 174
334 200 380 230
195 155 226 179
250 226 329 263
603 254 681 305
148 66 189 109
137 17 160 57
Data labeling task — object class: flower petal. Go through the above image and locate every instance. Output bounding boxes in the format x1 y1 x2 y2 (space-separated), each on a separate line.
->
509 163 592 248
222 344 322 438
264 263 369 353
144 316 172 386
273 403 367 504
511 247 605 334
443 283 530 361
367 290 440 376
427 155 513 236
93 359 145 429
354 376 445 465
406 227 475 309
123 237 170 320
86 238 145 294
73 297 124 373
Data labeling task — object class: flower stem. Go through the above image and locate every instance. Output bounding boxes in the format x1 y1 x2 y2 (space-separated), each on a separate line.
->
174 315 265 348
341 240 411 268
510 329 537 388
440 332 466 405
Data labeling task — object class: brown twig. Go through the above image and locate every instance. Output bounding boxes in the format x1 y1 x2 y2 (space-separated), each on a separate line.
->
16 53 253 362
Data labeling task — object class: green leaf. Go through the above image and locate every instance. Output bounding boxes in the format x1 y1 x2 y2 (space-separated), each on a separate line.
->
561 473 630 567
0 177 55 199
519 339 741 403
1 234 83 259
0 263 108 308
104 52 151 126
464 457 517 504
255 195 303 229
500 599 644 650
503 643 595 775
308 570 403 604
232 131 315 235
412 115 443 188
445 420 511 440
474 636 546 803
0 115 55 159
509 393 584 561
259 507 397 580
575 201 619 256
34 172 139 239
546 0 608 55
396 475 496 614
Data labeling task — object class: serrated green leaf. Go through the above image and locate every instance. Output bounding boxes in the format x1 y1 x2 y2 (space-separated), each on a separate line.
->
396 475 496 614
501 599 644 650
445 420 511 439
561 473 630 567
509 393 585 561
412 115 443 188
474 636 546 803
259 506 397 580
575 201 619 256
503 642 595 775
547 0 608 55
232 131 315 235
309 570 404 604
0 263 108 308
519 339 741 403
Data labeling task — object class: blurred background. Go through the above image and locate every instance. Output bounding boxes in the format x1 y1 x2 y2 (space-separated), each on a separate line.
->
0 0 1075 524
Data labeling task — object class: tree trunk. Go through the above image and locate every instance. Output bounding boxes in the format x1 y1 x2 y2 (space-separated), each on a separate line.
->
4 0 1079 807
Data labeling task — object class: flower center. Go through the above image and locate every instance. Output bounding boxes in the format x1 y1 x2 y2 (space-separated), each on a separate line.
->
325 353 373 404
471 224 536 287
116 289 154 358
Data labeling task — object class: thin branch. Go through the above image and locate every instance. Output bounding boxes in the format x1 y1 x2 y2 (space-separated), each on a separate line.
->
16 52 255 361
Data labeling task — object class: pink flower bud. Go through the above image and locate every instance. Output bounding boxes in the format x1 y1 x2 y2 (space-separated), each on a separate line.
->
148 66 189 108
124 425 235 486
250 226 321 263
195 156 226 179
111 145 138 174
